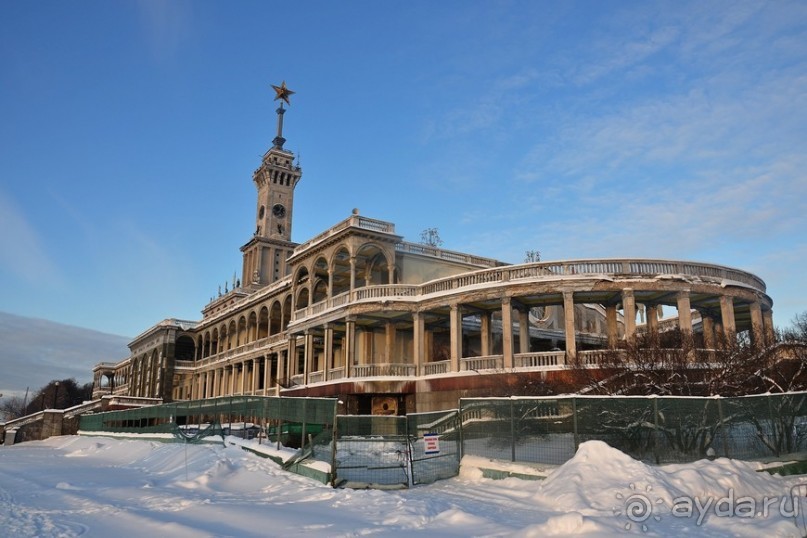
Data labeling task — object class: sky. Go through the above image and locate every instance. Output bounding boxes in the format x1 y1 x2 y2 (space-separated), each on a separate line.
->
1 435 803 536
1 0 805 339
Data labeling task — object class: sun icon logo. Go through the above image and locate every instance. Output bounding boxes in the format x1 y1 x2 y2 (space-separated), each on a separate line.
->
614 483 664 532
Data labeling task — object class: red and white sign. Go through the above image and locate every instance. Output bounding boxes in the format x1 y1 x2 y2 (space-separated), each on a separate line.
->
424 433 440 455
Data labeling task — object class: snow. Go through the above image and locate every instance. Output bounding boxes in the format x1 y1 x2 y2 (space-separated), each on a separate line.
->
1 436 805 537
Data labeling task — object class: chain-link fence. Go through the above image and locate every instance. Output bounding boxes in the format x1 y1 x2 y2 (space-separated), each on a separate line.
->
77 392 807 488
79 396 338 448
331 410 461 488
460 392 807 465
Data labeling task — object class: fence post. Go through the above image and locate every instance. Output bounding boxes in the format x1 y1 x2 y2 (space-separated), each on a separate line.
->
717 397 730 459
457 402 465 461
767 393 778 457
510 398 516 462
653 397 660 464
572 396 579 453
301 398 308 451
330 414 339 487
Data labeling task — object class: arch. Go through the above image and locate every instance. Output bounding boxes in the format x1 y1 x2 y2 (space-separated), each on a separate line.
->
354 243 391 288
270 300 282 335
258 306 269 339
227 320 237 350
312 256 329 304
248 311 258 342
283 295 293 331
237 316 247 347
293 266 311 310
175 335 195 361
331 247 352 296
211 327 221 355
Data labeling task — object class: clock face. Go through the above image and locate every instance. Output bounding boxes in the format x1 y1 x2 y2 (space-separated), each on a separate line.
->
272 204 286 218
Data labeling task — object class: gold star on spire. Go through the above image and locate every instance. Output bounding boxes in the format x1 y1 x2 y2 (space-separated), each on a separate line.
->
271 81 295 105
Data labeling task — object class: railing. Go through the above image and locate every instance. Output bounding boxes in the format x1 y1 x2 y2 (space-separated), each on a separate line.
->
329 367 345 380
514 351 566 368
460 356 503 371
290 374 305 386
291 258 767 323
352 363 416 377
423 360 450 375
308 371 324 384
292 214 396 256
395 241 501 268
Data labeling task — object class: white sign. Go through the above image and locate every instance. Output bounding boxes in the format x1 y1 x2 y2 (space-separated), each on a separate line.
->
424 433 440 455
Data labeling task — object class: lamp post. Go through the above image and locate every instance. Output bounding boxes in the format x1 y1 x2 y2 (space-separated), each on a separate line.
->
51 382 60 409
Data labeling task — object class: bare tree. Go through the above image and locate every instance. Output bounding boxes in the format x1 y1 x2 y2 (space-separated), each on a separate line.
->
524 250 541 263
0 396 27 421
420 228 443 247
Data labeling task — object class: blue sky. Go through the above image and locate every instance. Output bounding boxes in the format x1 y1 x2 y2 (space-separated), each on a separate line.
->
1 0 805 340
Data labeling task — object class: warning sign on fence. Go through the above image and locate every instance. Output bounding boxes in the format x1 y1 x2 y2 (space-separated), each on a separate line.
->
423 433 440 455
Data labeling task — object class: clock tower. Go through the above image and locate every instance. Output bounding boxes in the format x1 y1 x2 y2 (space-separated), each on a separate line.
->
240 81 302 287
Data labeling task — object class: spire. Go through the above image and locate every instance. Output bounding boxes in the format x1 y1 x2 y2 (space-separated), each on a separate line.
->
271 81 294 149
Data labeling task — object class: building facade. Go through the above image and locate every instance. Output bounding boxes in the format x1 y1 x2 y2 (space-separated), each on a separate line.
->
92 90 775 414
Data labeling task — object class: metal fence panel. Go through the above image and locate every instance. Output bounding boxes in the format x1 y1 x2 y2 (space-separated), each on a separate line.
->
407 410 460 485
333 415 409 488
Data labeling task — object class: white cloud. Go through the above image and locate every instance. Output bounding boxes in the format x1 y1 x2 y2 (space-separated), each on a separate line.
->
0 190 62 286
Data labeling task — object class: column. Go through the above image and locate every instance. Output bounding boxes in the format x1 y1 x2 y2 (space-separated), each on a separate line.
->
749 301 764 348
480 312 491 356
763 309 775 346
647 305 659 335
248 359 256 394
413 311 424 376
345 319 356 378
563 290 576 362
719 295 736 342
385 321 395 364
349 256 357 294
501 297 514 368
518 307 530 354
702 315 716 349
606 304 619 349
263 355 271 392
676 291 692 335
239 362 246 394
324 325 334 381
304 332 314 384
449 304 461 372
622 289 636 343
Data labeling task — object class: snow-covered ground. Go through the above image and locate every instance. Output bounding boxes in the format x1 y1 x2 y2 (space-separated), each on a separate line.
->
0 436 805 537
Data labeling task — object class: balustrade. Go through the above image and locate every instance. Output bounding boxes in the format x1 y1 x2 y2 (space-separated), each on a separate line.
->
514 351 565 368
423 360 450 375
460 356 503 371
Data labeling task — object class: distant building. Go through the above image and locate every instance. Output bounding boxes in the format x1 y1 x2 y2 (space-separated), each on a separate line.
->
92 88 775 414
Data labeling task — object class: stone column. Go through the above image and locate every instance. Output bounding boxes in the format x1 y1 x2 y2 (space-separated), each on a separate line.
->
749 302 764 347
385 321 396 365
239 362 246 394
720 295 736 342
324 325 334 381
518 307 530 354
702 315 716 350
349 256 357 294
606 305 619 349
763 309 775 346
480 312 491 356
413 311 424 376
676 291 692 335
449 304 462 372
563 290 576 362
304 332 314 384
622 289 636 343
647 305 659 335
501 297 514 368
345 319 356 378
263 356 271 393
252 359 259 394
